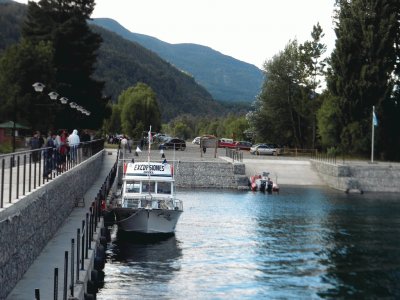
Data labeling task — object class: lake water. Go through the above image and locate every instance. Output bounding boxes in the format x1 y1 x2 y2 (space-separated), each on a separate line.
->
97 187 400 299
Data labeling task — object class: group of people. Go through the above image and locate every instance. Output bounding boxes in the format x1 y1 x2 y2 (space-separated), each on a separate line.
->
29 129 90 178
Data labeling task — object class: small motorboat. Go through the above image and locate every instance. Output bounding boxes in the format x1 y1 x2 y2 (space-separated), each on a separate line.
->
250 172 279 194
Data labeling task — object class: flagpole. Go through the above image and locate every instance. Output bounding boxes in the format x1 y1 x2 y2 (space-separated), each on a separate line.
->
371 106 375 163
147 125 152 193
148 125 152 163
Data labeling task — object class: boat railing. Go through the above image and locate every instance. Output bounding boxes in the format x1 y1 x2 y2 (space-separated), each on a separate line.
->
122 195 183 210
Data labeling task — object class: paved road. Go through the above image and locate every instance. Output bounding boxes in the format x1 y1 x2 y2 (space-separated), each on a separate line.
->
243 158 324 186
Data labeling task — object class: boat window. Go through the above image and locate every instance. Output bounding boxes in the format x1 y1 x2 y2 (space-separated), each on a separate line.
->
126 181 140 193
157 182 171 194
142 181 155 193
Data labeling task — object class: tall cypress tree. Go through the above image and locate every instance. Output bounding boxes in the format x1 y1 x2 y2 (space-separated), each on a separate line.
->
327 0 398 155
22 0 107 130
380 0 400 160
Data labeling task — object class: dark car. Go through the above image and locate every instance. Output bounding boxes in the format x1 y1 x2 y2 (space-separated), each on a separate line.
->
234 141 252 150
160 138 186 150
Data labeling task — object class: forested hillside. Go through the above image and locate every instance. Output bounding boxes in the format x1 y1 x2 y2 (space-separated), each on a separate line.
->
0 0 26 50
0 1 223 121
91 25 222 121
92 18 264 103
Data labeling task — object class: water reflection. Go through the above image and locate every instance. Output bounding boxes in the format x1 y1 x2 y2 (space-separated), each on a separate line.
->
318 192 400 298
99 227 182 299
98 188 400 299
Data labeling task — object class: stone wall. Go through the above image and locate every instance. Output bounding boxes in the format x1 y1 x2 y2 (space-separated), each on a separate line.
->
310 160 400 193
174 161 248 189
0 151 104 300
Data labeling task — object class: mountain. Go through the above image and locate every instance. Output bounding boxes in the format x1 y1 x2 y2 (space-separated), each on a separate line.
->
91 25 222 121
91 18 264 103
0 1 223 121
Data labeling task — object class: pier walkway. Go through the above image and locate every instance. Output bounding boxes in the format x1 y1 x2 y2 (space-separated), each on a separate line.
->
6 149 117 300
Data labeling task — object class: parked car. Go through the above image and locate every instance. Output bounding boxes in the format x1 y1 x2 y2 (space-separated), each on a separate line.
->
159 138 186 150
233 141 252 150
192 137 201 145
250 144 280 155
218 138 235 148
154 133 171 143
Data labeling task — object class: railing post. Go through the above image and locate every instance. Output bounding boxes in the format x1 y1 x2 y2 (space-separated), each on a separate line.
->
76 229 80 282
29 154 32 192
70 239 74 298
16 156 20 199
54 267 58 300
38 150 42 186
81 220 85 270
63 251 68 300
9 156 13 203
35 288 40 300
23 155 26 196
85 213 89 258
1 159 4 208
89 207 93 245
34 158 37 189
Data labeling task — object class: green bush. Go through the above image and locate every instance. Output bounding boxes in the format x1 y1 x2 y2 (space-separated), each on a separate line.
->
0 141 12 154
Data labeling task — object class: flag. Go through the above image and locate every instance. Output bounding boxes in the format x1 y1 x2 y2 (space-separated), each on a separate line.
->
373 111 378 127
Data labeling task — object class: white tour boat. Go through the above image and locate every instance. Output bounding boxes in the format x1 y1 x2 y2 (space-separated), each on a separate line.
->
112 161 183 234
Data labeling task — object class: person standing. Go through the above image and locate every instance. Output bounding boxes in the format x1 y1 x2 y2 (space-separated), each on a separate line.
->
58 130 68 171
29 131 40 163
127 137 133 153
43 131 56 179
80 129 91 157
120 135 128 158
68 129 80 163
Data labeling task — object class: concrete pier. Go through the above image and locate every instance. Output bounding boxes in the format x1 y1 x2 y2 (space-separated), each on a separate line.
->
5 150 116 300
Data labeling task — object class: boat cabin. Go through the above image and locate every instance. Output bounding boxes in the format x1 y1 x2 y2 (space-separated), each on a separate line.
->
121 162 181 210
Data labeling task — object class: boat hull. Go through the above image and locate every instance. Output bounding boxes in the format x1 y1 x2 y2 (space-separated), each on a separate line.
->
113 208 182 234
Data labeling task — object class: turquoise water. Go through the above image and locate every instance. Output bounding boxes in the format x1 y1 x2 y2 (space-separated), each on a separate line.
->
97 187 400 299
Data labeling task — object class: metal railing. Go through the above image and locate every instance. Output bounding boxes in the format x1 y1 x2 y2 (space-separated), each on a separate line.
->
310 152 337 165
281 147 318 157
225 148 243 162
33 157 118 299
0 139 104 209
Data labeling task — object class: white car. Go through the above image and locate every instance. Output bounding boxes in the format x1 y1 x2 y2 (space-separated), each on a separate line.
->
192 137 201 145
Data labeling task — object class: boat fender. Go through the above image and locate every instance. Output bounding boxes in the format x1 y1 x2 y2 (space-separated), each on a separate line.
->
97 270 105 285
86 280 98 295
99 236 107 247
84 293 95 300
91 270 99 286
123 162 127 174
171 165 174 176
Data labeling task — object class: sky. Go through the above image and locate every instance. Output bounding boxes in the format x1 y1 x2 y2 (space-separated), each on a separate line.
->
14 0 337 69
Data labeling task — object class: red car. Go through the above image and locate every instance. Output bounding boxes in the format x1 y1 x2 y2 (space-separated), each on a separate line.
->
233 141 252 150
218 138 235 148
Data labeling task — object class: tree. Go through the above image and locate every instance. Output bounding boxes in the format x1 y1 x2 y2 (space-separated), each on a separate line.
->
299 23 327 148
0 40 56 132
250 40 313 147
20 0 107 130
327 0 398 155
117 83 161 139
